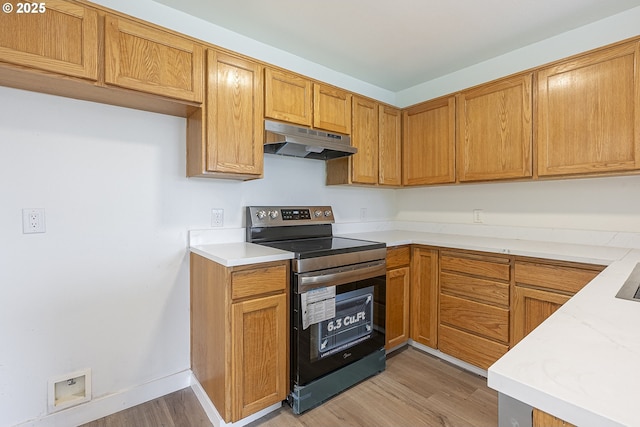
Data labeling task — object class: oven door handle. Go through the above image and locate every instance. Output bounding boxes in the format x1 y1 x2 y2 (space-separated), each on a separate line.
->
297 260 386 293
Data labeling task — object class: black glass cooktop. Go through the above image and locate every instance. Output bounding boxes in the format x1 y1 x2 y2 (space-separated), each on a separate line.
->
259 237 385 259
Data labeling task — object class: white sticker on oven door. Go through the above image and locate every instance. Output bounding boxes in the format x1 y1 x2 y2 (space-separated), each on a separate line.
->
301 286 336 330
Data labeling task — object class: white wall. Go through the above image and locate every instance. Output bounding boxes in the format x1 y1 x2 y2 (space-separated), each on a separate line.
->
395 176 640 234
0 86 395 426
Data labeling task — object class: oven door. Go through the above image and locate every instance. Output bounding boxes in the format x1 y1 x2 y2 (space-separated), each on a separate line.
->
292 260 386 387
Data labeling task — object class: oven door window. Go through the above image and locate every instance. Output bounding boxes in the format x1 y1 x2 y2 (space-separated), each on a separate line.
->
311 286 374 361
292 276 385 387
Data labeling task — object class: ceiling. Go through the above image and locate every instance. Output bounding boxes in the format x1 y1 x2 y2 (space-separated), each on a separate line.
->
152 0 640 92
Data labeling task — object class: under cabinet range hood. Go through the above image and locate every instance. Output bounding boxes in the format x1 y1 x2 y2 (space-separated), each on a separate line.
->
264 119 356 160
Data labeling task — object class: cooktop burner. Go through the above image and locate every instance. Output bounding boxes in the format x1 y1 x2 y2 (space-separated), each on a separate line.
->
259 237 385 259
245 205 386 259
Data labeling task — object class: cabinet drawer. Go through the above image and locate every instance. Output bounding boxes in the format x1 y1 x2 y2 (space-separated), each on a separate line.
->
440 294 509 343
438 324 509 370
514 261 602 294
386 246 410 269
440 271 509 307
440 251 510 281
231 263 287 300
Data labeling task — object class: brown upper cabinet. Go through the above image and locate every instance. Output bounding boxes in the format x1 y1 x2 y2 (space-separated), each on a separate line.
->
378 105 403 186
326 99 402 186
104 15 204 103
264 68 352 134
536 40 640 177
186 50 264 179
402 96 456 185
456 73 533 182
0 0 98 80
313 83 352 134
264 67 313 126
348 96 379 184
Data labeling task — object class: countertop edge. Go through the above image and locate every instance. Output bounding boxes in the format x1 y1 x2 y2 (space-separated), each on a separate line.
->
190 243 294 267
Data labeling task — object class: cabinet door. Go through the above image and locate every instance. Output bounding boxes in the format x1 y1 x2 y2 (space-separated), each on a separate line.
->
264 67 312 126
457 73 533 182
379 105 402 186
403 96 455 185
0 0 98 80
512 286 570 345
313 83 352 134
537 41 640 176
232 293 287 421
410 247 439 348
533 408 575 427
512 258 602 345
205 50 264 177
351 96 379 184
104 15 204 102
386 266 410 349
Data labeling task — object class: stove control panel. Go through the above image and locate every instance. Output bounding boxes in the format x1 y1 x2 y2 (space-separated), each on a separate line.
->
247 206 334 227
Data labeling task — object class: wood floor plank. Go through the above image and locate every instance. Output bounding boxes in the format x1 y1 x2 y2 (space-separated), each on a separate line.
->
81 388 213 427
249 347 498 427
81 347 497 427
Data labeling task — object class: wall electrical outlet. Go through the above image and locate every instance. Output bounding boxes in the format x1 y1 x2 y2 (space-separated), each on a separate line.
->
22 208 46 233
360 208 367 220
211 209 224 227
473 209 484 224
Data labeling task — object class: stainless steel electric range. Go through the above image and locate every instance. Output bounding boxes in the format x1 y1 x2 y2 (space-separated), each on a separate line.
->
246 206 387 414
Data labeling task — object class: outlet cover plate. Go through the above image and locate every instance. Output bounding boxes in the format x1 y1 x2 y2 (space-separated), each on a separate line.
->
211 209 224 227
22 208 46 233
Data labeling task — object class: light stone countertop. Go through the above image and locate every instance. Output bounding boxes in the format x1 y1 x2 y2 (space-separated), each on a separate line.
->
337 229 629 265
190 242 293 267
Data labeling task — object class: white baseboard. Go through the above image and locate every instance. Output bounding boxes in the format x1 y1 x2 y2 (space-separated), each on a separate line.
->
190 374 283 427
409 340 488 378
15 370 192 427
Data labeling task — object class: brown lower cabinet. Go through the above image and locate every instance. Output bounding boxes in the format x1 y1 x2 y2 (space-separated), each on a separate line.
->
385 246 411 349
388 245 605 371
409 246 439 348
190 254 289 422
512 258 604 345
438 250 511 369
533 408 575 427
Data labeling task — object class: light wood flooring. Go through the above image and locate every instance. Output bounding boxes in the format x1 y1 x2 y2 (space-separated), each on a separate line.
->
81 387 213 427
82 347 498 427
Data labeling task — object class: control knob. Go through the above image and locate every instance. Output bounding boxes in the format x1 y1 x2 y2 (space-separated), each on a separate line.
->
324 210 332 217
314 210 323 218
269 210 279 219
256 210 267 220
